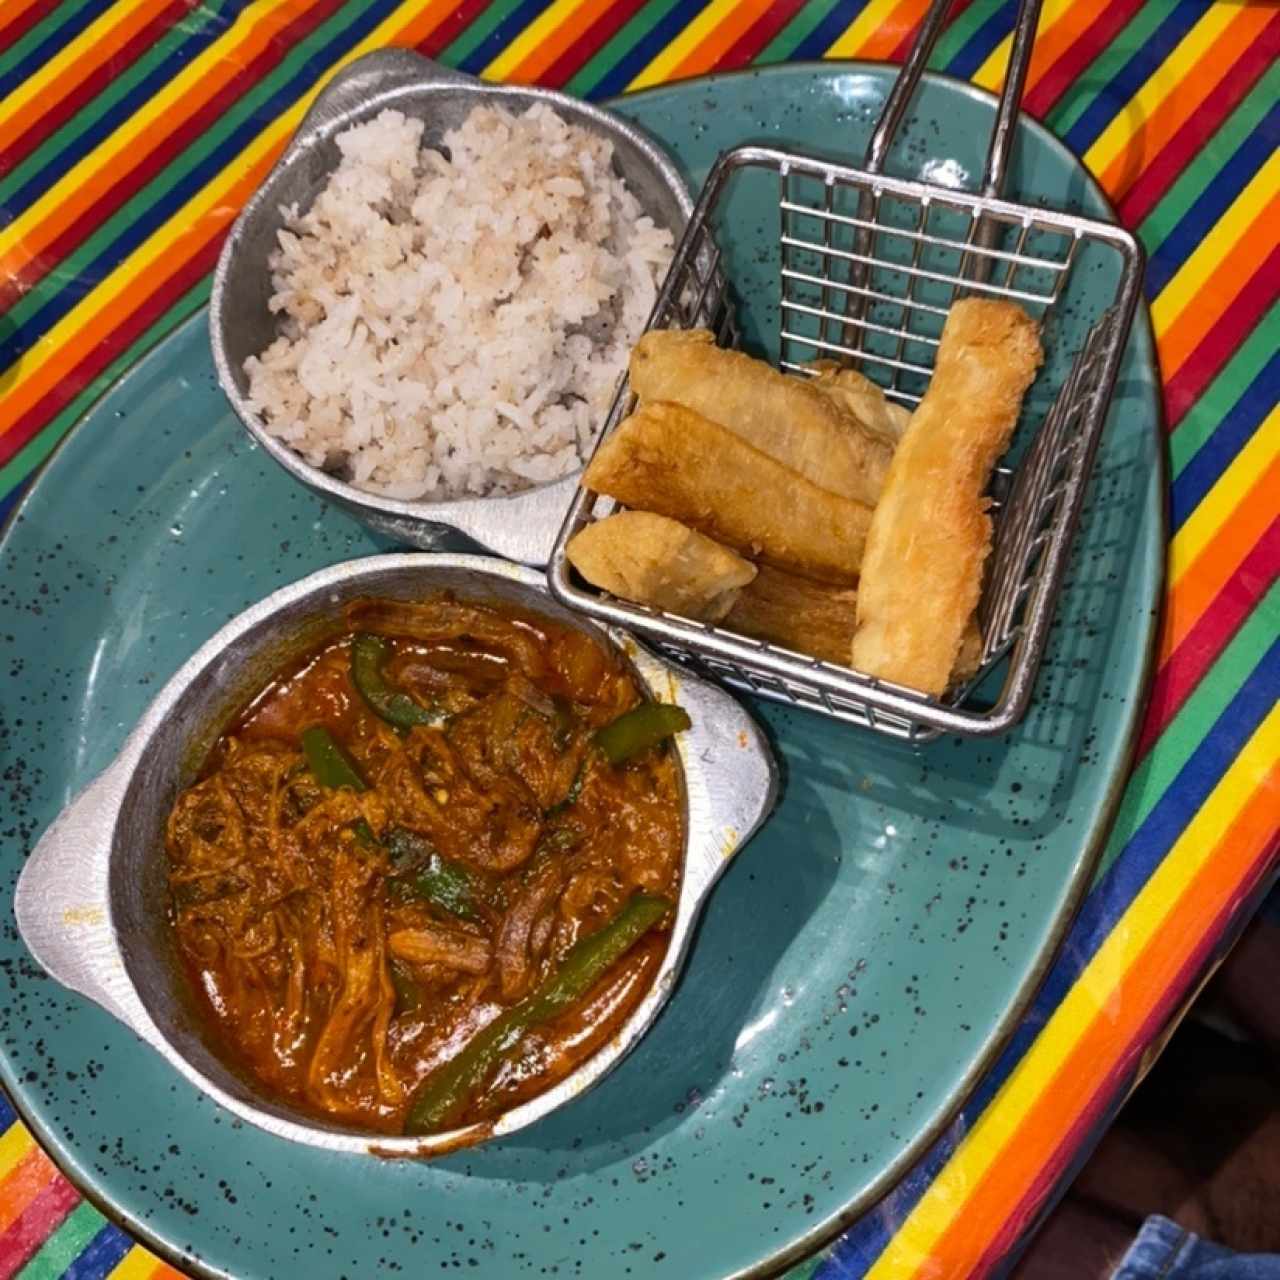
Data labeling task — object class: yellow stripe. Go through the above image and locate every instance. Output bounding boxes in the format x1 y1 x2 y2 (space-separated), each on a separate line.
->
0 0 155 121
0 0 429 417
971 0 1071 92
1150 148 1280 335
825 0 912 59
481 0 596 80
867 706 1280 1275
0 0 301 260
0 1121 35 1181
626 0 742 91
108 1246 168 1280
1083 3 1238 179
1169 404 1280 585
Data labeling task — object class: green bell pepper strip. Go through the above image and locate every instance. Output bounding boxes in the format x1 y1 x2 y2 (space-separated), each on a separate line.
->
404 892 671 1134
301 726 368 791
389 960 424 1016
351 632 442 730
545 759 586 817
385 829 485 923
592 703 691 766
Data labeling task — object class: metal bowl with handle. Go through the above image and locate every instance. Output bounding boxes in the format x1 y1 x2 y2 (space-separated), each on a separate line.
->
14 554 775 1156
209 50 693 565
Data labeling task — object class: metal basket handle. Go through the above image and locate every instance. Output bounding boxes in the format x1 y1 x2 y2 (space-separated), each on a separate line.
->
847 0 1043 328
864 0 1045 198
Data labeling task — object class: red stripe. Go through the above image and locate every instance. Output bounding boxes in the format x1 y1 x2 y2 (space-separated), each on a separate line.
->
716 0 810 71
0 0 346 311
417 0 490 58
0 1172 81 1276
0 0 198 177
538 0 649 87
969 826 1280 1274
1117 15 1280 226
1164 245 1280 428
0 0 60 58
1022 0 1145 121
1135 518 1280 760
0 236 224 469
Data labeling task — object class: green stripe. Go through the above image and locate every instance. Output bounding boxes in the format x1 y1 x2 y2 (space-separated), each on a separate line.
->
1044 2 1172 137
15 1202 106 1280
1138 64 1280 257
0 0 101 78
1094 583 1280 882
0 284 208 498
755 0 843 64
0 0 238 208
931 0 1005 71
438 0 527 70
1169 302 1280 479
3 0 372 333
566 0 685 97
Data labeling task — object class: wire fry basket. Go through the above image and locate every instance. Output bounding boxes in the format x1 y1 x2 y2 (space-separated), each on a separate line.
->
548 0 1144 743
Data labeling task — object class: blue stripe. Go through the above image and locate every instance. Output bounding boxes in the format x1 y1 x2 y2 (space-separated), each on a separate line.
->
586 0 712 100
0 0 118 103
1063 0 1210 155
1172 354 1279 529
0 480 25 529
942 0 1017 82
0 0 404 370
789 0 876 62
0 1089 15 1129
820 636 1280 1276
0 0 252 223
60 1222 134 1279
455 0 557 77
1144 106 1280 298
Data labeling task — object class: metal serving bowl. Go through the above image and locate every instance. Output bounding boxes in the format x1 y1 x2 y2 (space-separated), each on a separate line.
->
209 50 693 565
14 554 776 1156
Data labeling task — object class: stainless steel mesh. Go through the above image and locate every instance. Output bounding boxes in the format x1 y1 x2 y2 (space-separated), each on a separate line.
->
548 144 1143 742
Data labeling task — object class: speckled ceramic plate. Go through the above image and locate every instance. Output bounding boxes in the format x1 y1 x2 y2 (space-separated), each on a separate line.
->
0 64 1163 1280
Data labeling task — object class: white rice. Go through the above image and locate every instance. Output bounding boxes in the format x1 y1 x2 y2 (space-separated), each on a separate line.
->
244 104 674 501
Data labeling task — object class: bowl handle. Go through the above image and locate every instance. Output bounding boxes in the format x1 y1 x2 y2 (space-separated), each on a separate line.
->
13 763 132 1026
299 49 475 139
695 683 779 858
662 661 780 910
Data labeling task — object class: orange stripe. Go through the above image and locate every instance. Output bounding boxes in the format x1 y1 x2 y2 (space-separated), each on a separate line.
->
0 0 314 286
669 0 772 81
386 0 459 48
858 0 930 61
145 1264 192 1280
1159 456 1280 662
1098 2 1275 198
1157 197 1280 378
922 767 1280 1268
0 0 177 154
509 0 617 82
0 1145 60 1235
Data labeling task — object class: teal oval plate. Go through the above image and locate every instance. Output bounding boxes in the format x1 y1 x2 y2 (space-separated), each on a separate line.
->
0 64 1162 1279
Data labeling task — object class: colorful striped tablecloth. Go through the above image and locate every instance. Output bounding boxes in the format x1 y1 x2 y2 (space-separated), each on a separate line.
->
1 2 1276 1276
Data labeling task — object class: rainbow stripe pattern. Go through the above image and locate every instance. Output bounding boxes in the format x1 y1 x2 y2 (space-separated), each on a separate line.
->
0 1 1276 1276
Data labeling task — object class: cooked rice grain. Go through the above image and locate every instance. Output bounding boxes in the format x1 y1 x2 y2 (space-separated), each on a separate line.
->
244 104 673 501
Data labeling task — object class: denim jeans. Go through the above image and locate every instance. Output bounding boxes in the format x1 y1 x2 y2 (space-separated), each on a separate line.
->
1114 1217 1280 1279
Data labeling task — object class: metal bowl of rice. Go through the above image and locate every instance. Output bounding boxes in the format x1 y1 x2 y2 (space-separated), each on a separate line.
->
210 49 691 565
